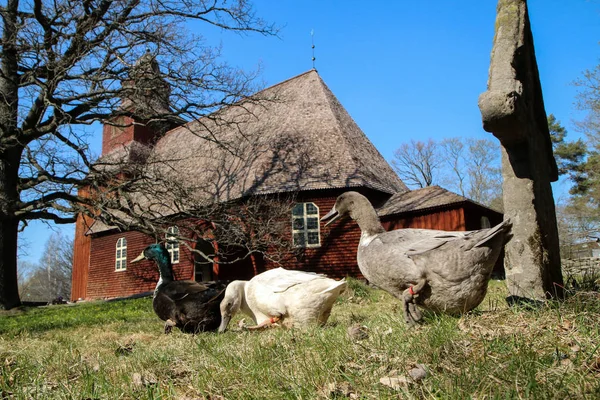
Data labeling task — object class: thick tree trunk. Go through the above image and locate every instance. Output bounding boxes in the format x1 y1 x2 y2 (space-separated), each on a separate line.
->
0 215 21 310
0 148 23 310
0 0 23 309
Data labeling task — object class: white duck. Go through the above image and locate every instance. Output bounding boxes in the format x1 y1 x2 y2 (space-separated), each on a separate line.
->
218 268 347 332
321 191 511 324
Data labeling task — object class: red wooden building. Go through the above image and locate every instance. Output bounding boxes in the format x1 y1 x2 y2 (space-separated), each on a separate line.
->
71 69 502 301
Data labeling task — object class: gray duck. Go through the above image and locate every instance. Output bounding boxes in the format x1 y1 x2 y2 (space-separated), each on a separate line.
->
321 191 511 324
131 243 226 333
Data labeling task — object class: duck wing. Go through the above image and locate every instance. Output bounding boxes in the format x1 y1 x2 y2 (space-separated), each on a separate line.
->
252 268 326 293
160 280 214 301
154 281 226 333
405 221 511 281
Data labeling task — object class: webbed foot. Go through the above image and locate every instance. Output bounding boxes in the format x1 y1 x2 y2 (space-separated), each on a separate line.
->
402 279 426 325
246 316 281 331
164 319 176 334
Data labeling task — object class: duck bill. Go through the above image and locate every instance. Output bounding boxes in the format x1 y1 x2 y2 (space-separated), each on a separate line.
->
218 315 231 333
321 207 340 226
131 251 146 264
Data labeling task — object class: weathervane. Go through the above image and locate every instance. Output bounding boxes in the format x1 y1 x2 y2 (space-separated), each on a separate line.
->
311 29 316 70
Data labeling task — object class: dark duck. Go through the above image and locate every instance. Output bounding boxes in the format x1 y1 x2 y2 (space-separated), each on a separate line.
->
131 243 226 333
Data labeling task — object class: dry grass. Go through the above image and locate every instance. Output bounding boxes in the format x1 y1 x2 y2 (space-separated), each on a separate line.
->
1 279 599 399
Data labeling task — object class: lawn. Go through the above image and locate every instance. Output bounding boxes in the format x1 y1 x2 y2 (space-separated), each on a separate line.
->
0 279 599 399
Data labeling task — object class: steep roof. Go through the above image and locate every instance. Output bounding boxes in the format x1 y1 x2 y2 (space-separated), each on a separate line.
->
377 185 498 217
151 70 407 201
89 70 407 234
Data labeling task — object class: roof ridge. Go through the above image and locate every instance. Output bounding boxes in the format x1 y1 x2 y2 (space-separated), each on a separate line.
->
251 69 318 97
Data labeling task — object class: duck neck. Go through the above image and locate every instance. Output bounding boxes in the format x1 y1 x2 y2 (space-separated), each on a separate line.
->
154 249 174 296
352 204 385 237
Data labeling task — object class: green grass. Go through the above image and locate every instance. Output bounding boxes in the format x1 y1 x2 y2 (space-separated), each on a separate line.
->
1 280 599 399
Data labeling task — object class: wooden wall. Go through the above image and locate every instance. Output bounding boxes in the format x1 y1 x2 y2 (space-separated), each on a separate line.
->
85 231 195 299
77 190 504 299
382 207 465 231
71 212 93 301
262 193 365 279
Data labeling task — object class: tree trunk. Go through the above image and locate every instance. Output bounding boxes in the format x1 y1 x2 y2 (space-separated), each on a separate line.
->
0 149 22 310
0 0 22 309
0 215 21 310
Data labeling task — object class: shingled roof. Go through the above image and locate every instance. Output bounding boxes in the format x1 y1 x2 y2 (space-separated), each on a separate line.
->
377 185 492 216
150 70 407 201
88 70 407 234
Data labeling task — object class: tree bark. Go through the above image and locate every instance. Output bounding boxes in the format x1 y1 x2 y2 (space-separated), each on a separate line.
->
0 150 23 309
0 0 22 309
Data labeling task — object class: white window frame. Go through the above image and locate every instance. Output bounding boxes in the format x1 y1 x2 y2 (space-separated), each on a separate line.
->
292 202 321 248
115 237 127 271
166 226 180 264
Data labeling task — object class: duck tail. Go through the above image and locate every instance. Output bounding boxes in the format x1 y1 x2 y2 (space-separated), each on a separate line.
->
474 219 512 248
318 279 348 295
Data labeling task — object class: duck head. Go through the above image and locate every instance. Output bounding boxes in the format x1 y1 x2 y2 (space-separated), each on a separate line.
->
131 243 170 263
131 243 174 281
218 281 246 333
321 191 369 226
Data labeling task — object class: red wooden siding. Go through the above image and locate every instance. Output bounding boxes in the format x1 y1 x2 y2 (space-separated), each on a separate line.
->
75 190 504 299
382 207 466 231
86 231 195 299
101 116 157 155
263 194 364 279
71 212 93 301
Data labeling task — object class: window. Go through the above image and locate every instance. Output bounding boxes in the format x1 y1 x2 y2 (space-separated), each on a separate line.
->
481 216 491 229
166 226 180 264
292 202 320 247
115 237 127 271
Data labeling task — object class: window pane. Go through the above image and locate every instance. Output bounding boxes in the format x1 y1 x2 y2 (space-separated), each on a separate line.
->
173 251 179 262
116 249 122 258
306 203 318 215
307 232 319 245
293 233 305 247
292 204 304 216
293 218 304 230
306 217 318 230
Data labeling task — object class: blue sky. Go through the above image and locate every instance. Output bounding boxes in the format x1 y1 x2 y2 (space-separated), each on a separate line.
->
19 0 600 263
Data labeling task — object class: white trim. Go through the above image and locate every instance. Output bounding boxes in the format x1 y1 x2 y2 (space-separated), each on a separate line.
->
292 202 321 248
166 226 180 264
115 237 127 271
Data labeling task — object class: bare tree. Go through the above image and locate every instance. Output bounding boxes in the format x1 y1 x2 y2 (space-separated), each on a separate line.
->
465 138 502 207
393 137 502 208
391 139 439 188
18 232 72 302
440 137 467 196
0 0 278 309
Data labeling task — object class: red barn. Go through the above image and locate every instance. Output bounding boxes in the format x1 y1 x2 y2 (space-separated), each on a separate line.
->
71 69 502 301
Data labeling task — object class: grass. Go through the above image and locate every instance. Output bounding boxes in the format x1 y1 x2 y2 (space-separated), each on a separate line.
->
0 279 599 399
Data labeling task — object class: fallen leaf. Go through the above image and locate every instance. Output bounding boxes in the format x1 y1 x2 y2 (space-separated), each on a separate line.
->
379 375 411 390
347 324 368 341
132 372 158 387
408 364 428 381
570 344 581 353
